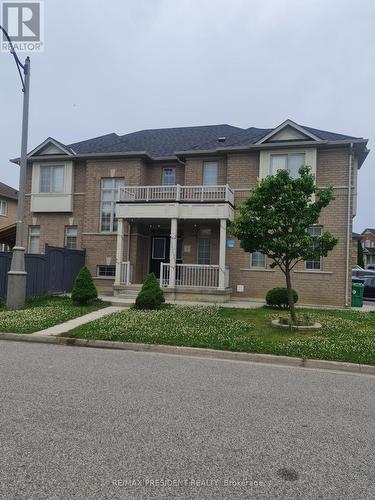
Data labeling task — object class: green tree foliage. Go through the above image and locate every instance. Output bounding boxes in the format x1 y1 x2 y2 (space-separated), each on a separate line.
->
135 273 165 310
231 167 338 324
357 239 365 268
266 287 298 310
71 266 98 306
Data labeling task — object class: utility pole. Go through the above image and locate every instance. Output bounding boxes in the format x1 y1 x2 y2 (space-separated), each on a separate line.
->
1 26 30 309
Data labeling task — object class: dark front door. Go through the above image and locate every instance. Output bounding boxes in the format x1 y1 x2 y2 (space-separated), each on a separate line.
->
150 236 182 278
150 236 170 278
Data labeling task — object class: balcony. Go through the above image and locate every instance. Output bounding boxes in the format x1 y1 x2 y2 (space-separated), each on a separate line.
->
116 185 235 221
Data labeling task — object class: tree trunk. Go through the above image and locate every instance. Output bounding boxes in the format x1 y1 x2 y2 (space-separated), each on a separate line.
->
285 266 298 325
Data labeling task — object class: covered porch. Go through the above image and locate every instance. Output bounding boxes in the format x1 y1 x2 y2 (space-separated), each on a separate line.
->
114 218 231 301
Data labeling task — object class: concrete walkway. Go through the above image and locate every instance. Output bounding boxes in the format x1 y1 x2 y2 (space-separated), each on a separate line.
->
31 306 123 337
101 295 264 309
100 294 375 311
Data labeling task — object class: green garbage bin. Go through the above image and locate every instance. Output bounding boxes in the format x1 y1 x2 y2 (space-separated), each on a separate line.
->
352 282 365 307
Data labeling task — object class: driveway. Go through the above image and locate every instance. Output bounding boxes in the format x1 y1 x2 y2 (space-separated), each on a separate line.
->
0 342 374 499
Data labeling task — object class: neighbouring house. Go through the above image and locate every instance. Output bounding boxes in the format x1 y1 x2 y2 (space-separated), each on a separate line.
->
13 119 369 306
0 181 18 251
352 232 362 267
360 228 375 268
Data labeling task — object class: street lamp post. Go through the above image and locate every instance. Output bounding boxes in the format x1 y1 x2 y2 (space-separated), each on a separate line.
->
1 26 30 309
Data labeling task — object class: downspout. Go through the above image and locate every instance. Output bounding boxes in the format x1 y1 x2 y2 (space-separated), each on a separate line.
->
345 144 353 307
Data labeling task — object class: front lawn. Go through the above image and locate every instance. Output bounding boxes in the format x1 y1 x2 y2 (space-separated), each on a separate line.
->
0 296 107 333
66 305 375 365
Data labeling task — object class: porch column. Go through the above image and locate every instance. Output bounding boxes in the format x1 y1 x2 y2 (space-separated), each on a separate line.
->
169 218 178 287
218 219 227 290
115 218 124 286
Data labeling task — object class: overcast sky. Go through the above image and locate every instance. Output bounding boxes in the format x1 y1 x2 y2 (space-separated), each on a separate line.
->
0 0 373 230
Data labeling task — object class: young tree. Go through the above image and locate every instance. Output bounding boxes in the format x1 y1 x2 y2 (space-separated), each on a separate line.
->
71 266 98 306
231 167 338 324
357 239 365 268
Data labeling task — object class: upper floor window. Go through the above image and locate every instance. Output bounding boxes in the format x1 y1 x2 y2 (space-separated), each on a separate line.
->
28 225 40 254
39 165 65 193
65 226 77 249
270 153 305 179
250 251 266 269
100 178 125 232
162 168 176 186
305 226 322 270
0 200 7 216
203 161 218 186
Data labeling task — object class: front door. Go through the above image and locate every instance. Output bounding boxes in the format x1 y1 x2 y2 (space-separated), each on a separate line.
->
150 236 182 278
150 236 170 278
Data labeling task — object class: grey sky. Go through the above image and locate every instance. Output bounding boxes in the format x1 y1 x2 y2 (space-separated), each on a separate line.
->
0 0 373 231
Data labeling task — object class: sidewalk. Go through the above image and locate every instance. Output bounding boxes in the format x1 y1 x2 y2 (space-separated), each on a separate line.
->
31 306 123 337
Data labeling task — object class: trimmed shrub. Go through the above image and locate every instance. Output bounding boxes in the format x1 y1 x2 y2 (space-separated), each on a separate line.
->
71 266 98 306
135 273 165 310
266 287 298 310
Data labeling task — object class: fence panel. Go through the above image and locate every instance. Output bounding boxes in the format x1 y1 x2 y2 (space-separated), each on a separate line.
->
0 252 11 299
25 254 48 297
0 246 86 299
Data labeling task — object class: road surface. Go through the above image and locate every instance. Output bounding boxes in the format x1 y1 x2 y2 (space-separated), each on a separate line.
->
0 341 374 499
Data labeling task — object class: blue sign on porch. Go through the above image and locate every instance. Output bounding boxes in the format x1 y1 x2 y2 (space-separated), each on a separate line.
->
227 239 235 248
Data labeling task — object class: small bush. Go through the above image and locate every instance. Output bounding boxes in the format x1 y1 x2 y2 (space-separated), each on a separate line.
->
266 287 298 310
135 273 165 310
71 266 98 306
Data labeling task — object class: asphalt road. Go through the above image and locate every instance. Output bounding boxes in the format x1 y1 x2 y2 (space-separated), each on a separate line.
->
0 342 374 500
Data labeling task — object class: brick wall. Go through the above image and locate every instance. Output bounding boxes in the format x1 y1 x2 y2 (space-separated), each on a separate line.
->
227 147 352 307
23 145 355 305
0 197 17 229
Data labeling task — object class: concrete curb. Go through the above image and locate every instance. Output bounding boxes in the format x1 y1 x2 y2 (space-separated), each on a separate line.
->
0 332 374 375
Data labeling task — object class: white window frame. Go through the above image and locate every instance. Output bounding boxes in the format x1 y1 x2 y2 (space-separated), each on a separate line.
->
250 251 267 269
259 148 317 181
203 161 218 186
100 178 125 233
162 168 176 186
305 226 323 271
39 165 65 193
28 225 40 254
270 153 306 179
0 200 8 216
152 237 166 260
96 265 116 278
65 226 77 249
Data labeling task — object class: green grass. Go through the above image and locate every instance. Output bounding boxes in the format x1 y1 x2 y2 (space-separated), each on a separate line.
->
66 305 375 365
0 296 107 333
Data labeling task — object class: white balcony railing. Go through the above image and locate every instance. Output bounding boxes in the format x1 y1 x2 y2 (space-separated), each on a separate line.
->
119 185 234 205
120 261 133 285
160 263 229 289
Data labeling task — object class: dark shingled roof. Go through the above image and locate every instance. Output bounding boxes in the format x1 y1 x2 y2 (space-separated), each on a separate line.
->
363 228 375 236
66 122 362 158
0 181 18 200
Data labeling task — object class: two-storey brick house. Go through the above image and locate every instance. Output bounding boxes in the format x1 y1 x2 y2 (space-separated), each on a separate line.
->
17 120 369 306
0 181 18 251
360 228 375 268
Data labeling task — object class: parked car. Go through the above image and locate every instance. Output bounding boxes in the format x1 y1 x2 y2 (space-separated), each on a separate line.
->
352 269 375 278
363 276 375 300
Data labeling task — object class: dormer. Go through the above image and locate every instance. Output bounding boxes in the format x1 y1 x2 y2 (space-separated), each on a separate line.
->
257 120 321 144
258 120 318 180
28 138 75 213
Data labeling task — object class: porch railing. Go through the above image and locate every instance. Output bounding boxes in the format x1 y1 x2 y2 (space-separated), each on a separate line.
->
119 185 234 205
160 263 229 289
120 261 133 285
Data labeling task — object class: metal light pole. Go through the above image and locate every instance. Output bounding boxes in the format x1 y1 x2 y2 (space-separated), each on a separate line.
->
1 26 30 309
